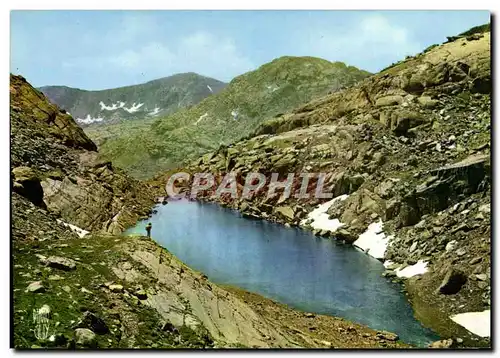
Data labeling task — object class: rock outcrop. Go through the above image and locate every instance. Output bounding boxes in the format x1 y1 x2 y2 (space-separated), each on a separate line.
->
164 29 491 347
11 74 155 234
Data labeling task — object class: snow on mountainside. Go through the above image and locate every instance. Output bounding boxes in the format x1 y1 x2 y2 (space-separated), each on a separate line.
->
39 72 227 126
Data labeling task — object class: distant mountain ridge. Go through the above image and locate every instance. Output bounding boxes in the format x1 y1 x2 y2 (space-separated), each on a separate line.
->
92 56 371 178
39 72 227 125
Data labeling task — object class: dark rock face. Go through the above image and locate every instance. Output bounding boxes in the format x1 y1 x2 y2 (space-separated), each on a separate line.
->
390 110 426 135
12 166 46 208
335 228 358 244
438 268 468 295
398 154 490 226
429 339 455 348
470 76 491 94
76 312 109 335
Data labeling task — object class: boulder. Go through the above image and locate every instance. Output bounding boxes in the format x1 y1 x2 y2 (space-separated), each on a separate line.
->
48 275 64 281
445 240 457 252
161 321 178 333
379 111 391 127
273 154 296 173
335 228 358 244
399 155 490 226
469 256 482 265
475 273 488 281
375 179 396 199
74 328 97 348
274 206 295 221
384 198 401 221
135 289 148 300
26 281 45 293
76 312 109 335
239 201 249 213
376 330 399 341
478 204 490 214
43 256 77 271
375 95 404 107
429 339 454 348
12 166 37 182
109 284 124 293
417 96 438 108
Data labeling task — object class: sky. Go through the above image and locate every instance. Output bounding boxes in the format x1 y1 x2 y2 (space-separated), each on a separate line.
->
10 10 490 90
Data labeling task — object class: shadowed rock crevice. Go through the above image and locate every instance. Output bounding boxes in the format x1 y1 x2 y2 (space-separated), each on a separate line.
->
438 269 468 295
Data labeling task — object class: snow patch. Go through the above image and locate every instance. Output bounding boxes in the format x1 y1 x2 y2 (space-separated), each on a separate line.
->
99 101 126 111
395 260 428 278
195 112 208 125
383 260 395 268
266 84 280 92
76 114 104 124
100 100 145 114
353 220 393 260
450 310 490 338
124 102 144 113
56 219 89 238
207 85 213 93
148 107 161 116
300 195 349 232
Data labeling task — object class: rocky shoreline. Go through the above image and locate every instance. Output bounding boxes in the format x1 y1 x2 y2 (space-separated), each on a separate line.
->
13 189 412 349
150 30 491 348
185 193 489 348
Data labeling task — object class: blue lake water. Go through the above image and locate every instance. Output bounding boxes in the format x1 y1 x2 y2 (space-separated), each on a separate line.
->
125 199 439 346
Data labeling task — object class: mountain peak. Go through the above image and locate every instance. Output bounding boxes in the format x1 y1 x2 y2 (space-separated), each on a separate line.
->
95 56 370 178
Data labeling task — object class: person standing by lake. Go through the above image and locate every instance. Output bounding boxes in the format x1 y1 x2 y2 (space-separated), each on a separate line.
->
146 222 152 238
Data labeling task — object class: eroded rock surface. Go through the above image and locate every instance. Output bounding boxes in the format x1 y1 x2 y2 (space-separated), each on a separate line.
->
11 75 155 233
153 29 492 347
